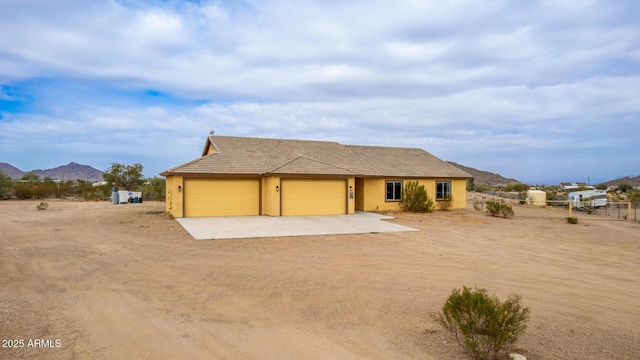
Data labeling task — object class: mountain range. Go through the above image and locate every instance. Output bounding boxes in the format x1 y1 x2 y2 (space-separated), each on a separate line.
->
600 176 640 188
0 162 104 182
447 161 519 186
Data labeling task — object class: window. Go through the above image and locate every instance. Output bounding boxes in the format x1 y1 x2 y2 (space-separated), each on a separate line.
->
436 181 451 200
386 181 402 201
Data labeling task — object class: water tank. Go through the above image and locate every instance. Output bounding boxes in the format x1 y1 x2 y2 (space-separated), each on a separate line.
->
526 189 546 206
112 187 119 205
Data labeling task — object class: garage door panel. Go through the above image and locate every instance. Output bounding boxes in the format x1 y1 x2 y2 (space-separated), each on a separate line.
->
281 179 346 216
185 179 259 217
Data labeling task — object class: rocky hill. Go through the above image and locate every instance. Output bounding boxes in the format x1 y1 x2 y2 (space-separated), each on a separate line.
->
0 163 25 179
600 175 640 188
447 161 519 186
0 162 104 182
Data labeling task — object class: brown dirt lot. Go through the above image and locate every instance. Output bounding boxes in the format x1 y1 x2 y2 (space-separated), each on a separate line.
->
1 199 639 359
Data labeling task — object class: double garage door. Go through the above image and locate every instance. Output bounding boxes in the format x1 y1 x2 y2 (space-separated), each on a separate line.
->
184 179 260 217
281 179 346 216
183 178 347 217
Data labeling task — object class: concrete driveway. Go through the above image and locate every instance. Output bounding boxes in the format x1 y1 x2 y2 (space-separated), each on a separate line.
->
176 211 418 240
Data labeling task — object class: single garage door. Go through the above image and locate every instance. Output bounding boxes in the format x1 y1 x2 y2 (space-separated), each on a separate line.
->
281 179 346 216
184 178 260 217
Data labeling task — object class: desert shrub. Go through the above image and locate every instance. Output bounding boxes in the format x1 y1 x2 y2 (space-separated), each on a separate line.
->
485 200 514 218
14 183 37 199
438 199 453 211
439 286 530 360
474 183 494 192
473 200 485 212
36 201 49 210
401 181 434 213
503 182 529 192
567 217 579 224
0 171 12 199
618 183 633 193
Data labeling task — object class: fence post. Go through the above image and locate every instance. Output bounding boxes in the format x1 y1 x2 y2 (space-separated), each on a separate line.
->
568 201 572 218
628 202 632 221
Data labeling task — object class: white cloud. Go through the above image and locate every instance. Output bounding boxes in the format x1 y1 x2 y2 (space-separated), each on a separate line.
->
0 0 638 183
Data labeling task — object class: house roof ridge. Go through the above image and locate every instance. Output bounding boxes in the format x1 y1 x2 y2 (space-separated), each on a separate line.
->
342 145 383 176
214 134 341 145
160 152 218 175
266 155 303 174
267 154 361 175
209 135 221 153
344 143 422 151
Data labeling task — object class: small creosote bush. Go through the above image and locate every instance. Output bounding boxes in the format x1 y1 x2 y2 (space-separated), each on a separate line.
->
473 200 485 212
401 181 434 213
567 217 579 224
439 286 530 360
485 200 515 218
36 201 49 210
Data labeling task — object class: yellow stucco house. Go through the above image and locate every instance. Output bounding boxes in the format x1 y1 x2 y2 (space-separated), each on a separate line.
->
160 134 471 217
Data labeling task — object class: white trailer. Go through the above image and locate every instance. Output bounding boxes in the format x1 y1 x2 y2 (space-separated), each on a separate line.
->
117 190 143 204
568 189 607 209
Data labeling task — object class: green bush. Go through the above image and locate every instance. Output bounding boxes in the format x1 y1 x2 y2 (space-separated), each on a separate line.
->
438 199 453 211
595 183 608 190
0 171 12 199
400 181 434 213
567 217 579 224
618 183 633 193
36 201 49 210
503 182 528 192
439 286 530 360
485 200 514 218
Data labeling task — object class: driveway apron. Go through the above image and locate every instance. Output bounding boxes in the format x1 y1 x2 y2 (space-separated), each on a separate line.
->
175 211 418 240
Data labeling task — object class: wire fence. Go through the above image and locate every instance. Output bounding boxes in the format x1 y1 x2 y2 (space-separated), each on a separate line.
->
567 201 636 222
469 192 639 223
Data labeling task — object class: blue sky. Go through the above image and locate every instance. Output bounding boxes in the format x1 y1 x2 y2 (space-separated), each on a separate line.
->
0 0 638 185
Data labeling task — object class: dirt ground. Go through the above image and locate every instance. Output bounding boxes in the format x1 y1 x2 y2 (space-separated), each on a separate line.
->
1 199 639 360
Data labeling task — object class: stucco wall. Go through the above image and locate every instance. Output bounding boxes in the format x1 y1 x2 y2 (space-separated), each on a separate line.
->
358 178 467 212
165 175 184 218
165 175 463 217
262 176 281 216
347 177 355 214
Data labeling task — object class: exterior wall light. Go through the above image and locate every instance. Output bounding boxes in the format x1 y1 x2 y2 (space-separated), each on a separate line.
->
178 185 182 192
276 185 280 192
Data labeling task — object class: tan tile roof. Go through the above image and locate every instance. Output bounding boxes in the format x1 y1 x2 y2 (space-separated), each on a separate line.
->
161 135 471 178
345 145 471 178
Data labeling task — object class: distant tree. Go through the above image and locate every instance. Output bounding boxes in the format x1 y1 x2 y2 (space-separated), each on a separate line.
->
142 176 166 200
595 183 608 190
0 171 12 199
103 163 145 190
503 182 529 192
466 178 475 192
617 183 633 193
21 172 41 183
474 183 493 192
